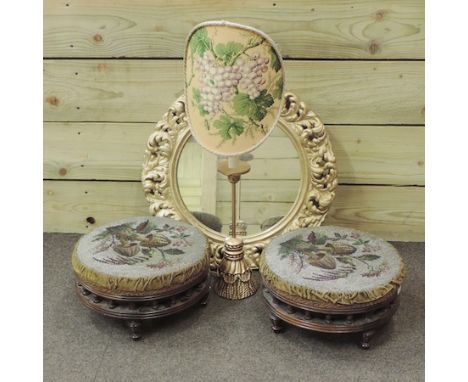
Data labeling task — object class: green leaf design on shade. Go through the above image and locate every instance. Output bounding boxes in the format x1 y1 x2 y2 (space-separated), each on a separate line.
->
190 27 211 57
232 92 253 116
233 90 274 122
213 114 245 140
271 76 284 99
193 88 201 103
198 105 208 117
357 255 380 261
163 248 185 255
269 47 281 72
192 88 208 116
214 42 243 65
256 89 275 108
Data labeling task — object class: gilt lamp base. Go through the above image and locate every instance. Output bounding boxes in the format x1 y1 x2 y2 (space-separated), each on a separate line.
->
213 237 257 300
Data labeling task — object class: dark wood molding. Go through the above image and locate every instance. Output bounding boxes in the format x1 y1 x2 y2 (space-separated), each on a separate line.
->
262 281 400 349
75 274 210 340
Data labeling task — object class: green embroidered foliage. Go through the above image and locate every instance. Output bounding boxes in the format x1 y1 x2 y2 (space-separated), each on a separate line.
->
233 90 274 122
214 42 243 65
279 235 306 250
279 246 291 259
213 114 245 140
93 223 133 241
106 223 133 234
308 233 328 245
357 255 380 261
353 239 370 245
92 230 112 242
163 248 185 256
255 89 275 109
334 232 348 240
269 47 281 72
316 235 328 245
271 76 284 100
192 88 208 116
193 88 201 103
336 256 356 268
190 27 211 57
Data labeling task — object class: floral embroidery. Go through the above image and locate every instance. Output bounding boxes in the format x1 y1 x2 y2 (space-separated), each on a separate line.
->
91 220 193 269
186 25 283 146
277 231 385 282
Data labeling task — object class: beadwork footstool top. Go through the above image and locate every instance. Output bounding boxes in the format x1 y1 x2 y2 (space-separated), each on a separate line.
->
260 226 405 304
72 216 208 295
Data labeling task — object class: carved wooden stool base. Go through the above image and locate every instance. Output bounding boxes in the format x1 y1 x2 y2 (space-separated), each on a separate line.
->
263 284 399 349
75 273 210 340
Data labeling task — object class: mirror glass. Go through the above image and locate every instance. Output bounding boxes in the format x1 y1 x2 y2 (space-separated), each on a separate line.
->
177 125 301 236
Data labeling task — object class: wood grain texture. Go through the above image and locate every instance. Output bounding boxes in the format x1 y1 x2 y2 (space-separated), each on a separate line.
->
328 125 424 185
44 123 424 185
325 185 424 241
44 180 424 241
43 179 204 233
44 0 424 59
44 60 424 124
43 1 425 240
235 186 424 241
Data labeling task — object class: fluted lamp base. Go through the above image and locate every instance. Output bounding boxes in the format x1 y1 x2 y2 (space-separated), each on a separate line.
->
214 237 257 300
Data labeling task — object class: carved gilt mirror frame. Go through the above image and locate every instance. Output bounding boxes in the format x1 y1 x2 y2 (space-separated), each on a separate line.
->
142 92 337 269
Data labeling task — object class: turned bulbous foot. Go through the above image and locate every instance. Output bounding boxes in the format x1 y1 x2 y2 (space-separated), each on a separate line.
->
199 292 209 307
270 314 284 334
127 320 142 341
360 329 376 350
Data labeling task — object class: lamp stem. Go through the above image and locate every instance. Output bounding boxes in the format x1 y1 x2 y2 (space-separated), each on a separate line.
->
231 180 237 238
215 160 257 300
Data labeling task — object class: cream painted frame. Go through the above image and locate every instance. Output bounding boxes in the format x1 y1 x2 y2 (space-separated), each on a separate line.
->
142 92 337 269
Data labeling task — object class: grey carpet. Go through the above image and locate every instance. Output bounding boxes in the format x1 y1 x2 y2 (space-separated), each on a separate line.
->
44 234 424 382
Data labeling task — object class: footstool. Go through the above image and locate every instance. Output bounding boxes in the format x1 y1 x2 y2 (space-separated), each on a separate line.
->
259 226 405 349
72 216 210 340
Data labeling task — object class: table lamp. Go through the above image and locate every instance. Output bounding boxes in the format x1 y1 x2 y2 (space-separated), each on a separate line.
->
184 20 285 299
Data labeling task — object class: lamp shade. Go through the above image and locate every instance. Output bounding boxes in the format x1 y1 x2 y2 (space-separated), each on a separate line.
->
184 21 285 157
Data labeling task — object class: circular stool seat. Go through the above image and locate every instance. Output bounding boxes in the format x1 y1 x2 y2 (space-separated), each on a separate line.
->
72 216 210 340
260 226 405 349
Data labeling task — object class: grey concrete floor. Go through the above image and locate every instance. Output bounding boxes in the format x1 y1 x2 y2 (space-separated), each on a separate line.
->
44 234 424 382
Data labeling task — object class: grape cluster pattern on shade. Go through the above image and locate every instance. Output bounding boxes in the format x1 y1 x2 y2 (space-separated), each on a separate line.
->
195 52 269 116
185 21 285 156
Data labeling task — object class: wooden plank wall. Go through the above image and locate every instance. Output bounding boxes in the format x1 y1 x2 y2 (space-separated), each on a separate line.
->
43 0 425 241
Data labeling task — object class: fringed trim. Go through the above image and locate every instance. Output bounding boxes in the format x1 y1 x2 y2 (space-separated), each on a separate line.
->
214 276 257 300
72 245 210 296
259 254 405 305
221 271 252 284
219 258 250 275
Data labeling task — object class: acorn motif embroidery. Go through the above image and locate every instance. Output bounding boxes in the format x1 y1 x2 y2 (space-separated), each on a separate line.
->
112 243 140 257
140 233 171 248
306 252 337 270
325 243 357 256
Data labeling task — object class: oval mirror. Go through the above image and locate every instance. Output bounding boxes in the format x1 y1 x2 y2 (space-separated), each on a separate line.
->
177 123 300 237
142 93 337 269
